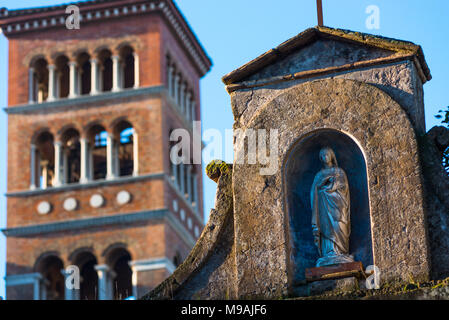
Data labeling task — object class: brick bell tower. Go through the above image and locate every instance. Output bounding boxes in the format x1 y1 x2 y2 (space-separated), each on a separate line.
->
0 0 211 300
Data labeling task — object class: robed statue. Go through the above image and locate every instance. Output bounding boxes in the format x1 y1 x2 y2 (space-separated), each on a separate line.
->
311 147 353 267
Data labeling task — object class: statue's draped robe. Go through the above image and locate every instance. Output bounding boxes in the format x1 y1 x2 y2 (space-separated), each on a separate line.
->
311 167 350 262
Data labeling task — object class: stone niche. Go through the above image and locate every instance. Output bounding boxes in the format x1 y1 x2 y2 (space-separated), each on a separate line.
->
146 26 449 300
285 129 373 285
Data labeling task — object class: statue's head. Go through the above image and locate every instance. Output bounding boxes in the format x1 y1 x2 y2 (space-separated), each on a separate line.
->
319 147 338 167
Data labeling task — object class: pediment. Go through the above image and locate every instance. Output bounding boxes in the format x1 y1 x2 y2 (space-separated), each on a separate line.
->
223 26 430 85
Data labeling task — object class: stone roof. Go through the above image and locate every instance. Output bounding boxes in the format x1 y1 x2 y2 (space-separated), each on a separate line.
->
222 26 431 85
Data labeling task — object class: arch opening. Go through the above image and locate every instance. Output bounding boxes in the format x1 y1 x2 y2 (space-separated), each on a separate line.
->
35 255 65 300
106 248 132 300
87 124 108 180
284 129 372 284
114 120 134 177
73 251 98 300
34 131 55 189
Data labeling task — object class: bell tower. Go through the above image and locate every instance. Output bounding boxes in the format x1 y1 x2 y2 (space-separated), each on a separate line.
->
0 0 211 300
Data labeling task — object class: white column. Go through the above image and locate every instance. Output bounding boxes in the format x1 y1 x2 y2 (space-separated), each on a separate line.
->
185 92 192 121
180 163 185 195
133 52 140 89
41 161 48 189
54 141 62 187
192 172 198 211
180 82 186 114
95 265 114 300
80 138 88 183
106 133 115 180
68 61 77 98
33 277 41 300
174 74 180 106
131 266 138 298
112 55 120 92
77 67 82 95
114 141 120 177
167 65 174 97
28 67 35 104
61 270 78 300
186 166 192 201
63 149 68 185
133 131 139 176
30 144 37 190
47 64 56 101
89 144 94 180
191 100 196 121
90 58 98 95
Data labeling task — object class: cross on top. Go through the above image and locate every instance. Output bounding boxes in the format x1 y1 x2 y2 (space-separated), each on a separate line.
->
316 0 324 26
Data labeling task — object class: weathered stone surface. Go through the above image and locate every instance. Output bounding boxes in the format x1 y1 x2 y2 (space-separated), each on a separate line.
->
419 126 449 280
143 161 236 300
144 27 449 300
230 60 426 134
232 79 430 298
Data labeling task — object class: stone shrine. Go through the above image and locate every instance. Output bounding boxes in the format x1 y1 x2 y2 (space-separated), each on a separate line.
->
146 26 449 299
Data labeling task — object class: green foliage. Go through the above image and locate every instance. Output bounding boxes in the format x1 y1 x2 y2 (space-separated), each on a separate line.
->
435 106 449 173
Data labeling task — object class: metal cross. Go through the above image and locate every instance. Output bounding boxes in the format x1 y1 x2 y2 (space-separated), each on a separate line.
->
316 0 324 26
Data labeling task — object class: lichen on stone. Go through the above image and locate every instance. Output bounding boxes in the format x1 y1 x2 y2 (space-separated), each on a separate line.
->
206 159 232 183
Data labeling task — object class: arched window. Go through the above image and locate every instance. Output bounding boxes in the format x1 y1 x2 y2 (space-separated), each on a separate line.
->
32 131 55 189
76 52 91 95
119 45 135 89
61 128 81 184
73 252 98 300
114 120 135 177
107 248 132 300
35 255 65 300
87 124 108 180
55 55 70 98
98 49 113 92
30 58 49 103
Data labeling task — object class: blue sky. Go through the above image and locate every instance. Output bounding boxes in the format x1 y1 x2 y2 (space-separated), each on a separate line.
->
1 0 448 298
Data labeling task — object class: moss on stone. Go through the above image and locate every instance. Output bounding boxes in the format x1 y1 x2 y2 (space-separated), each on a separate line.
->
206 160 232 182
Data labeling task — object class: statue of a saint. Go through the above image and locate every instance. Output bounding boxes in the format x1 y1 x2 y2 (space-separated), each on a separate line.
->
311 147 353 267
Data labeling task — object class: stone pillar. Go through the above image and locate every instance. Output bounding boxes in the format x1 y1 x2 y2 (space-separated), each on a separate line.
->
95 265 115 300
41 160 49 189
89 144 94 180
63 148 68 185
131 266 138 299
112 55 121 92
33 276 42 300
106 133 115 180
28 67 35 104
68 61 77 98
54 141 62 187
180 82 186 114
180 163 185 195
61 269 79 300
133 52 140 89
185 92 192 122
186 165 192 201
30 144 37 190
90 58 99 95
192 172 198 212
47 64 56 101
80 138 88 183
133 131 139 176
191 101 196 121
174 74 180 106
167 65 174 97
